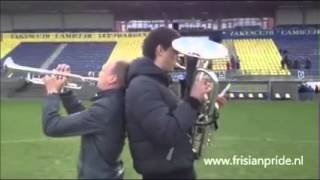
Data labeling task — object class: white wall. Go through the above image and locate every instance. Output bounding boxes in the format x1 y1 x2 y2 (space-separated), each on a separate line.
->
275 8 303 25
63 13 114 29
275 7 320 25
0 14 13 31
1 12 114 31
12 14 62 30
305 8 320 24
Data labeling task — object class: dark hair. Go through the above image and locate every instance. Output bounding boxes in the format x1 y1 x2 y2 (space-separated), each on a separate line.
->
142 27 180 60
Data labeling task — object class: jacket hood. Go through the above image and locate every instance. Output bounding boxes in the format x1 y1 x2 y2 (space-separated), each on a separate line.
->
127 57 171 86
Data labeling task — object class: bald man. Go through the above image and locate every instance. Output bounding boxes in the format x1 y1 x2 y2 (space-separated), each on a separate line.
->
41 61 128 179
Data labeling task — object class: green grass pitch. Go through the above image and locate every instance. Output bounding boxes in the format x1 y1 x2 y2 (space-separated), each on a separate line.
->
0 99 318 179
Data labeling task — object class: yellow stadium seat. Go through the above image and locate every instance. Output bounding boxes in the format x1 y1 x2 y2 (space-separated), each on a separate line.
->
0 40 21 59
233 38 290 75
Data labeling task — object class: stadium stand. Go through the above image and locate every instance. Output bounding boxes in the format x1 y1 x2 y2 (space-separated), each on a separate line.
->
233 38 290 75
0 40 21 59
0 31 318 78
210 40 233 72
211 60 228 72
3 42 60 68
273 35 319 75
0 32 147 75
48 42 116 75
107 36 144 64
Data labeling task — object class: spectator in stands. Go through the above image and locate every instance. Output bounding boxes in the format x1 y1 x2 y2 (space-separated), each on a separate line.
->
305 58 311 70
285 56 292 69
226 61 231 70
281 58 285 69
236 60 240 70
125 27 224 179
208 61 213 70
293 59 300 69
230 55 236 69
41 61 128 179
282 54 289 69
279 48 283 56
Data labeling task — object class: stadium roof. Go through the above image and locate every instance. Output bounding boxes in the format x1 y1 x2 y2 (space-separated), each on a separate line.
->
1 1 320 20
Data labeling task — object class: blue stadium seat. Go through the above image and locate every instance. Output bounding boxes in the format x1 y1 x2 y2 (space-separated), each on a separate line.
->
4 42 60 68
274 35 318 75
49 42 116 75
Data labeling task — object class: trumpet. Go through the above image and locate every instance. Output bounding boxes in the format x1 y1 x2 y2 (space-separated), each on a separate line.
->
2 57 98 90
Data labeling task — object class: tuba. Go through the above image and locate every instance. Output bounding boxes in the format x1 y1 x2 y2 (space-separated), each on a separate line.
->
172 37 230 159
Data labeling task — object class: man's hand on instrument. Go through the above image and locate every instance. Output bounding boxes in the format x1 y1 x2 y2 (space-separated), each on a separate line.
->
215 96 226 109
55 64 71 81
53 64 71 91
214 83 230 109
42 64 71 95
42 75 65 95
190 74 213 103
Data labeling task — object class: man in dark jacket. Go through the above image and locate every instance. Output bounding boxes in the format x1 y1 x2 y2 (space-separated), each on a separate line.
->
305 58 311 70
125 27 213 179
42 61 128 179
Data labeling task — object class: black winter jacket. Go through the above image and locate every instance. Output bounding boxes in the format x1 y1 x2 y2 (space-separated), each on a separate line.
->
125 57 201 174
42 89 125 179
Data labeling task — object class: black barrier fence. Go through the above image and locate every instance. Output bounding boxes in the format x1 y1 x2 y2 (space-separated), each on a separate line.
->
170 69 320 82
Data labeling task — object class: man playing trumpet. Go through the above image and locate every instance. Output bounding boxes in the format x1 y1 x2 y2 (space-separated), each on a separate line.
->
41 61 128 179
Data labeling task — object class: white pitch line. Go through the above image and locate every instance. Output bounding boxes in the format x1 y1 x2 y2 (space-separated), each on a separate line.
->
216 136 318 144
1 138 78 144
1 136 317 144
